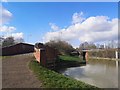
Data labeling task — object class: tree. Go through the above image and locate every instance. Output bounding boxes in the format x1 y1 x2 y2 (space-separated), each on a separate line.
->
0 36 4 47
79 42 96 50
2 37 15 47
1 35 24 47
45 40 75 55
15 38 24 43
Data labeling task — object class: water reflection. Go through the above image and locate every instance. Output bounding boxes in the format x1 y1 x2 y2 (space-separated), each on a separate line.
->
60 59 118 88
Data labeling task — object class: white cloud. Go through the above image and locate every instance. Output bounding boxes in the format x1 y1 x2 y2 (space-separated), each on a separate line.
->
43 12 118 44
1 0 8 2
4 32 24 40
0 6 24 41
72 12 85 24
49 23 60 31
78 17 118 42
11 32 24 39
0 25 16 32
0 6 12 25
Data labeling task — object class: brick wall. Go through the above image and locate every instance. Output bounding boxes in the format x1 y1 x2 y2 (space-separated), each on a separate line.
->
34 43 58 69
34 48 40 63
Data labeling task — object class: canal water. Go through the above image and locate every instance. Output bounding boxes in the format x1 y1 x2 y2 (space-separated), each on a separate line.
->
59 59 118 88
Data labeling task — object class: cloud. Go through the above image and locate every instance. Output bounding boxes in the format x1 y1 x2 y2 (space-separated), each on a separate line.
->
78 17 118 42
72 12 85 24
1 6 12 25
0 6 24 41
49 23 60 31
43 12 118 44
1 0 8 2
0 25 16 32
4 32 24 40
11 32 24 39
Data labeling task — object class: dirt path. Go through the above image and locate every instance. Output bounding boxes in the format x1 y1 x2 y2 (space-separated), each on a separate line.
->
2 53 42 88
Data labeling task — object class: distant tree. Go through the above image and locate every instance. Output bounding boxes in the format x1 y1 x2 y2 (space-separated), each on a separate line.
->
45 40 75 55
1 35 24 47
79 42 89 50
0 36 4 42
15 38 24 44
0 36 4 47
79 42 96 50
88 42 97 49
3 37 14 47
2 36 15 47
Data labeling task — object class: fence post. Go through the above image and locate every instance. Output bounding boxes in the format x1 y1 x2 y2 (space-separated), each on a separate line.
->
115 50 118 59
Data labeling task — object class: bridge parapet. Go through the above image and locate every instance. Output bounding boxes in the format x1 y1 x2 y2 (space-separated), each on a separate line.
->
81 49 120 60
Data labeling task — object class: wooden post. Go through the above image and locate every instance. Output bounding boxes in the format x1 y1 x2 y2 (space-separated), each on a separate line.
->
115 50 118 59
85 51 88 61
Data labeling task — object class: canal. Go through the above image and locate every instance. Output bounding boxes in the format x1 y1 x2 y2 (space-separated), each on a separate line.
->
59 59 118 88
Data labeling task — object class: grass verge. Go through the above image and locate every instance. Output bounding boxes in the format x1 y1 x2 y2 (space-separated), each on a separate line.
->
59 55 83 61
56 55 86 70
0 56 12 59
29 60 100 89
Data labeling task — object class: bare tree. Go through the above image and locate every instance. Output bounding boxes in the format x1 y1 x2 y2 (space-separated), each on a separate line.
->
2 36 24 47
45 40 75 55
79 42 96 50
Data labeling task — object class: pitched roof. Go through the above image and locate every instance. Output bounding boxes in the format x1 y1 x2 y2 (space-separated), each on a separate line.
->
2 42 34 49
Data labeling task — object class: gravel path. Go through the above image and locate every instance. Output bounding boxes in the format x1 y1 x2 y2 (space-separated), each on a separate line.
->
2 53 42 88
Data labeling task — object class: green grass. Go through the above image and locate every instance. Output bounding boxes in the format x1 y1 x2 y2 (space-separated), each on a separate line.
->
0 56 11 59
59 55 83 62
29 60 100 89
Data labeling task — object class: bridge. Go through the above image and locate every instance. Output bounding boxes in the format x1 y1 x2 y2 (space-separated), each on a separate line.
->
82 49 106 52
81 49 119 61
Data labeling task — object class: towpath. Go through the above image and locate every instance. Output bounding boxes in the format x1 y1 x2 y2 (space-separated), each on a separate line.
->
2 53 42 88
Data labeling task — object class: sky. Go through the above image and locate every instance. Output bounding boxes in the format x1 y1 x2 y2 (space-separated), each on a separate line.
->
1 2 118 48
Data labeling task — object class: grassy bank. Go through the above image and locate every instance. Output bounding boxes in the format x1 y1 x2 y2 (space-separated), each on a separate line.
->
56 55 86 70
59 55 83 61
29 60 99 89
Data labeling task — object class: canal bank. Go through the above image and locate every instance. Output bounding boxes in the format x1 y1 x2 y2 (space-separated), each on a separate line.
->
30 54 118 88
88 56 120 60
29 55 100 89
29 60 99 89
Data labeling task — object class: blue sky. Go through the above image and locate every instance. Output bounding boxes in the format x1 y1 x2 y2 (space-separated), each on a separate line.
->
1 2 118 47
